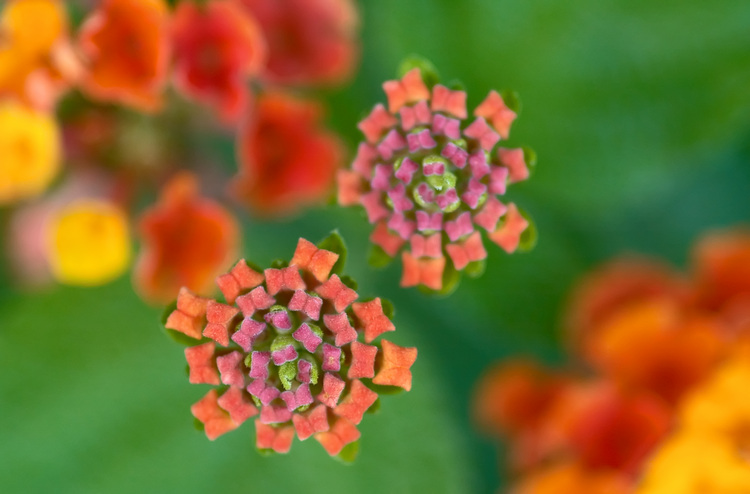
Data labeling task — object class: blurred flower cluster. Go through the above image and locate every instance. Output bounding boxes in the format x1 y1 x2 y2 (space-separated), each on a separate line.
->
473 229 750 493
1 0 357 299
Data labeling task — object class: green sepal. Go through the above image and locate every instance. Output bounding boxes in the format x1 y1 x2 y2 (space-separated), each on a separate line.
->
166 329 202 346
251 394 262 408
279 362 297 390
194 418 205 432
257 448 275 457
518 209 538 252
501 90 522 114
366 398 381 415
160 300 177 326
336 440 360 464
380 298 395 320
523 146 538 177
340 275 358 291
398 55 440 88
367 382 405 396
270 259 288 269
308 323 324 339
368 245 394 269
464 260 486 278
244 353 253 368
318 230 348 275
446 79 466 92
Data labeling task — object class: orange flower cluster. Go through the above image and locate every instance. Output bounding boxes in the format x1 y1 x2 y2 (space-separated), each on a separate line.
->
474 228 750 493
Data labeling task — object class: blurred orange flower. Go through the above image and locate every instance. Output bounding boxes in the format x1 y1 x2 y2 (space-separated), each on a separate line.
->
565 258 690 358
512 461 631 494
0 0 75 109
134 172 239 304
172 0 266 123
237 0 359 86
0 102 60 204
233 92 344 217
588 300 726 405
77 0 170 112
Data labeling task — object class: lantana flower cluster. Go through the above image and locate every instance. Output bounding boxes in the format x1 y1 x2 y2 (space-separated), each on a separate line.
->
164 236 417 457
339 65 536 292
0 0 359 294
473 228 750 493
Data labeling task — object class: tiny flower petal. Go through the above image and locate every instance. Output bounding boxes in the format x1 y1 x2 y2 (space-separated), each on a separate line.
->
193 390 238 440
323 313 358 346
315 417 361 456
489 203 529 253
236 286 276 316
334 379 378 425
352 298 395 343
401 252 445 290
292 404 330 440
186 342 220 385
255 421 294 453
216 351 245 388
315 275 358 313
373 340 417 391
203 301 240 346
317 372 346 408
290 238 339 282
348 342 378 379
217 387 258 424
370 221 406 257
498 148 530 183
475 90 517 140
446 231 488 271
216 259 264 304
264 266 306 295
165 288 209 339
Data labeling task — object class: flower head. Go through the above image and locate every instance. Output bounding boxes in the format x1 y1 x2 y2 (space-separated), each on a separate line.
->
0 102 60 204
47 199 131 286
163 234 416 458
134 172 239 304
339 65 535 292
237 0 359 86
512 460 631 494
77 0 170 112
172 0 266 123
233 92 344 217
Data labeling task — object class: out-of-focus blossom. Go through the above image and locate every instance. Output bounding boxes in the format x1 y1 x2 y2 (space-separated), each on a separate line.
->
163 236 416 458
0 102 60 204
551 383 671 474
47 199 131 286
134 172 239 304
0 0 77 109
565 258 690 358
638 350 750 493
77 0 170 112
340 66 535 292
588 300 725 405
237 0 359 86
172 0 266 123
511 460 631 494
692 230 750 335
233 92 343 216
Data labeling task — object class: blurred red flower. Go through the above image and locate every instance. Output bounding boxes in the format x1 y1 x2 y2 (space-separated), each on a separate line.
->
172 0 266 123
135 172 239 304
236 0 359 86
77 0 170 112
233 92 344 217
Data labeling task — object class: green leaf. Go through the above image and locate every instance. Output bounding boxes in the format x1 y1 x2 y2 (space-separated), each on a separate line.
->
160 300 177 326
398 55 440 88
318 230 348 275
270 259 289 269
368 245 395 269
165 329 202 346
523 146 538 177
464 260 486 278
340 275 359 291
417 263 460 297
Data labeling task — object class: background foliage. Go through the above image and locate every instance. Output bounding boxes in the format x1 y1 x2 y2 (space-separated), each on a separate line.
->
2 0 750 492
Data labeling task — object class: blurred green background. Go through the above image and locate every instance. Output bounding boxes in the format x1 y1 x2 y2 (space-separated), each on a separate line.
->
2 0 750 492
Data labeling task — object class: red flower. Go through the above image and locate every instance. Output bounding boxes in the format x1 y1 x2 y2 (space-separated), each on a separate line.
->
135 172 239 304
237 0 359 86
163 236 416 458
233 92 344 217
172 0 266 123
77 0 170 111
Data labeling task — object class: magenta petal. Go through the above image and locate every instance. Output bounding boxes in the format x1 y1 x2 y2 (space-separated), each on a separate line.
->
260 404 292 424
292 323 322 353
280 390 297 411
295 383 314 408
248 351 271 380
231 318 266 352
272 345 298 365
264 310 292 331
216 351 245 388
441 142 468 168
322 343 342 372
297 359 312 383
395 157 419 183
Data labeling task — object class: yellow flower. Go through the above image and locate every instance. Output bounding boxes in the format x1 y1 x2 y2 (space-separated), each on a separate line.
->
0 102 60 204
0 0 68 101
47 200 131 286
637 353 750 494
